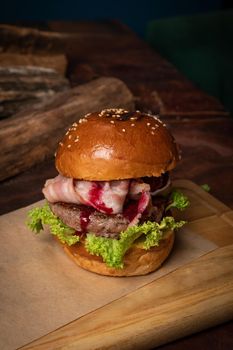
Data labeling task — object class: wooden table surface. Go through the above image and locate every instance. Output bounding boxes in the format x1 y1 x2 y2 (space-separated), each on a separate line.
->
0 20 233 349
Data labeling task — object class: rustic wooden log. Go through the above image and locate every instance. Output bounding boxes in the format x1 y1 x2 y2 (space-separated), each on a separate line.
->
0 52 67 75
0 77 134 181
0 23 228 118
48 21 227 119
0 24 68 53
0 66 70 118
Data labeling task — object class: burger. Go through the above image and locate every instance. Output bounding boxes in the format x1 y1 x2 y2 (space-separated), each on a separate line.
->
27 109 189 276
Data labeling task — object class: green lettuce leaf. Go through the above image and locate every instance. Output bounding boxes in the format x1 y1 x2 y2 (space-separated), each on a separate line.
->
85 217 186 269
27 203 79 246
166 189 189 212
201 184 211 192
143 216 185 250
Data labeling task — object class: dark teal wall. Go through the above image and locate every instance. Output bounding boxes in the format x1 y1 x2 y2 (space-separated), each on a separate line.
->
1 0 227 37
147 10 233 114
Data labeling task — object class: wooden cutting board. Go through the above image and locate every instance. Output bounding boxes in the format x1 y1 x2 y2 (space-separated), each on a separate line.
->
20 179 233 350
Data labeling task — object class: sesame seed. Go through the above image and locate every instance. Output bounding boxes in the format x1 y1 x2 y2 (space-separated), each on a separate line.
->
151 126 156 130
59 142 63 146
54 152 57 157
131 123 135 126
67 144 71 148
68 135 72 139
163 123 166 127
122 128 126 132
151 115 162 123
79 118 87 123
65 131 69 135
110 120 115 124
147 122 151 126
99 108 129 118
151 131 155 135
72 122 78 127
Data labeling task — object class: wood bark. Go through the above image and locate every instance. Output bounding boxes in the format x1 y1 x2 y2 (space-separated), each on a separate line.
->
0 66 69 118
0 52 67 75
0 24 68 53
0 23 228 118
0 77 134 181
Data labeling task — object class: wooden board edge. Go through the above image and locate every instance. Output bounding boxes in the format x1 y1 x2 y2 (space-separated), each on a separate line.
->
20 244 233 350
173 179 231 213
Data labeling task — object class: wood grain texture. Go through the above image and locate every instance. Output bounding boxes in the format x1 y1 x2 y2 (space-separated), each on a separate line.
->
0 52 67 75
21 245 233 350
19 180 233 350
0 76 134 181
0 66 69 118
170 119 233 208
2 22 226 117
0 24 68 53
1 21 233 348
46 21 228 118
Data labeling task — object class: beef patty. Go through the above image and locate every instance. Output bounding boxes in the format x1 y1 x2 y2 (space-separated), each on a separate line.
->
49 197 166 239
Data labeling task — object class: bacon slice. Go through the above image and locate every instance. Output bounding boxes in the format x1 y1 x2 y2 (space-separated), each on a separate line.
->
42 175 151 216
129 180 150 200
74 179 130 214
99 180 130 214
42 175 82 204
43 175 131 214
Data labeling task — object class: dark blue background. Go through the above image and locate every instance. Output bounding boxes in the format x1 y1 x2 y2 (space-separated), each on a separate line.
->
0 0 228 37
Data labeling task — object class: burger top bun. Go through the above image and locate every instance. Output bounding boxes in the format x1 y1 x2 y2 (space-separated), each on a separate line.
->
55 109 179 181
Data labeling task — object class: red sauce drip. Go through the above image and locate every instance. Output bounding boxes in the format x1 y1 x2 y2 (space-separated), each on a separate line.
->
75 206 94 236
123 199 139 221
75 231 83 237
138 192 147 212
89 182 113 214
80 207 93 232
123 192 148 222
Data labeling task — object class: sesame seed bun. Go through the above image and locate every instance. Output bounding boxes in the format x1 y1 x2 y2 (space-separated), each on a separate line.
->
63 229 174 277
55 109 179 181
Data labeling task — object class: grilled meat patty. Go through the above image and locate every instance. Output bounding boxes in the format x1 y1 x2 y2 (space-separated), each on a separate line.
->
49 197 166 239
49 202 129 238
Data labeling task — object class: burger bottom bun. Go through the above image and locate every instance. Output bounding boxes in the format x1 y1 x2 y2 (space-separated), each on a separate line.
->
63 230 175 277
